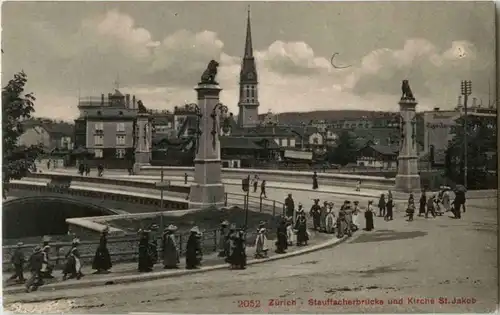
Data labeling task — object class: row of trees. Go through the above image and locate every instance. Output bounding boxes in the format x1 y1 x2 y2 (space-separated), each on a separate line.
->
445 115 497 189
3 71 42 184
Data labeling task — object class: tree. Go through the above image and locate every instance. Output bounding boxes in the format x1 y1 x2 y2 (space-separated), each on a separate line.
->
445 115 497 189
329 131 357 166
2 71 43 184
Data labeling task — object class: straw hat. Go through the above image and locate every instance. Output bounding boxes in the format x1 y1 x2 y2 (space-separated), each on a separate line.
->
17 242 23 247
220 220 230 226
42 235 51 243
72 237 81 245
165 224 178 232
229 223 237 230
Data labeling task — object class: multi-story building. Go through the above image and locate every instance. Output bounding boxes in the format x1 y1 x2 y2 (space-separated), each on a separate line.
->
74 89 140 168
18 119 74 151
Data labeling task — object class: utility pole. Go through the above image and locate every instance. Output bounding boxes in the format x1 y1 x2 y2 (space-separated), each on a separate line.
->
460 80 472 188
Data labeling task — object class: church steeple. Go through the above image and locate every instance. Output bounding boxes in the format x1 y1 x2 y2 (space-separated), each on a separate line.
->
237 7 259 128
244 8 253 58
239 7 258 84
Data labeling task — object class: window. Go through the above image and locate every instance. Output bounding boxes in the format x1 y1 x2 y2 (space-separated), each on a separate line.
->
116 148 126 159
116 135 126 146
313 137 319 145
250 86 255 98
94 149 103 158
281 138 288 147
116 122 125 132
289 139 296 147
95 122 103 131
94 135 103 146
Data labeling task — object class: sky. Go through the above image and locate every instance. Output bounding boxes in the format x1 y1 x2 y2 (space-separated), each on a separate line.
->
2 1 496 121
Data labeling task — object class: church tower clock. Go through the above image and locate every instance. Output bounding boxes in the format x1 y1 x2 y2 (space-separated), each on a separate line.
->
237 8 260 128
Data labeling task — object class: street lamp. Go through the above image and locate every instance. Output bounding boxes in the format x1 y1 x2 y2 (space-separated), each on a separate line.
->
460 80 472 188
211 103 229 149
185 103 203 153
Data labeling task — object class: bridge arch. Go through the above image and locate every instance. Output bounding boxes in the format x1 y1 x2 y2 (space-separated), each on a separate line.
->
3 196 119 240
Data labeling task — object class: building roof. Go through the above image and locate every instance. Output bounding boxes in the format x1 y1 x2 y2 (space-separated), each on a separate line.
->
220 137 263 150
359 144 398 156
22 120 74 138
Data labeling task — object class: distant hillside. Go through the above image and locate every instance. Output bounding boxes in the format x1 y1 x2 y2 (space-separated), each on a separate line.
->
258 110 396 125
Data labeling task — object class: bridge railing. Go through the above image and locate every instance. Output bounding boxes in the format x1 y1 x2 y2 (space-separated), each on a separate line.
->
223 192 286 217
2 230 221 272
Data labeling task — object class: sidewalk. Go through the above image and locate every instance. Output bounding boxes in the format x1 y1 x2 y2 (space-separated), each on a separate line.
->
3 230 340 295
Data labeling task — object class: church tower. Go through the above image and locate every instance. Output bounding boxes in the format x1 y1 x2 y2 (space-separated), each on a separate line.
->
237 8 260 128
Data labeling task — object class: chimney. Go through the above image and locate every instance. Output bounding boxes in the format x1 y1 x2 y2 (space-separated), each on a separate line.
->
101 94 104 105
132 95 136 109
472 97 477 108
126 94 130 108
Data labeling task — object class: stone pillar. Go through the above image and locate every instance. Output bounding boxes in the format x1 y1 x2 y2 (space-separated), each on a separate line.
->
394 98 421 193
189 83 225 207
133 112 152 173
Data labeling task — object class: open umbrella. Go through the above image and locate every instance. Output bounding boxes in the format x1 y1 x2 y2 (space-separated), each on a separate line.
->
454 185 467 193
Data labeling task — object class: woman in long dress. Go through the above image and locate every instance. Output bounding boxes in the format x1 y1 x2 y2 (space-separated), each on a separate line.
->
364 201 375 231
351 201 360 232
218 220 230 257
325 203 336 234
406 194 415 222
185 227 203 269
63 238 83 280
92 227 112 274
286 217 295 246
275 217 288 254
254 228 268 258
442 189 451 212
162 225 180 269
320 201 328 232
138 229 154 272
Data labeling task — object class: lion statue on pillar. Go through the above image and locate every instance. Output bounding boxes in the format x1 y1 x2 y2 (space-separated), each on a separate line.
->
401 79 415 100
200 60 220 85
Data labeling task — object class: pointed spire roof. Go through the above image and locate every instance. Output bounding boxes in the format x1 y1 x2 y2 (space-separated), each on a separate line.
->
244 7 253 58
240 7 258 84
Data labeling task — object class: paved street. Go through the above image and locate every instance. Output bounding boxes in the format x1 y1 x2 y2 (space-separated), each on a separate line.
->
4 197 497 313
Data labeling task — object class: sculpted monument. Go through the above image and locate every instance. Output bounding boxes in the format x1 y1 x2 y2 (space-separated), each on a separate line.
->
189 60 226 207
394 80 421 193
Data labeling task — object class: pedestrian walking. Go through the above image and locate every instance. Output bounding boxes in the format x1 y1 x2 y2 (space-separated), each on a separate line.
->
85 164 90 176
442 188 451 212
185 226 203 269
218 220 230 257
137 229 155 272
312 171 319 190
351 201 360 231
9 242 26 283
309 199 321 230
92 227 112 274
252 175 259 193
25 246 44 293
275 217 288 254
161 225 180 269
286 217 295 246
378 194 386 217
364 201 375 231
355 180 361 192
285 194 295 221
228 228 246 269
320 201 328 232
419 190 427 216
325 203 336 234
294 210 309 246
406 194 415 221
62 238 83 281
260 180 267 198
385 197 394 221
254 228 269 258
426 195 437 218
97 164 104 177
451 195 462 219
184 173 188 185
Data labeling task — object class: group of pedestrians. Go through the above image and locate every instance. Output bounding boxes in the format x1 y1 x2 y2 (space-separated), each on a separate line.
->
9 229 112 292
139 225 203 272
78 163 104 177
404 186 467 221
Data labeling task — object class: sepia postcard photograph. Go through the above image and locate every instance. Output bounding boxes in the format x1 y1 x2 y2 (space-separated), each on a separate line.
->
1 1 497 313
